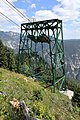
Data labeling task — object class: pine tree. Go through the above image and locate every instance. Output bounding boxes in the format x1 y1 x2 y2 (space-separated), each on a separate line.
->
0 40 7 68
0 40 16 71
5 47 16 71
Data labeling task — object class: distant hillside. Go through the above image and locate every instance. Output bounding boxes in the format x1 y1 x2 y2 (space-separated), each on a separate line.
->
0 31 19 52
0 31 80 80
0 68 80 120
64 40 80 80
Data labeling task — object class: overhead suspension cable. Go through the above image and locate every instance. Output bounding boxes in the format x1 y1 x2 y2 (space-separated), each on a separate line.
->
2 0 27 22
4 0 31 22
0 12 20 28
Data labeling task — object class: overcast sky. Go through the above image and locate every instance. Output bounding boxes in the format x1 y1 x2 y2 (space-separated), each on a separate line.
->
0 0 80 39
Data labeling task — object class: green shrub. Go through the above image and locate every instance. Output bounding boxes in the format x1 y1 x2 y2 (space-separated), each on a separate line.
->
30 101 53 120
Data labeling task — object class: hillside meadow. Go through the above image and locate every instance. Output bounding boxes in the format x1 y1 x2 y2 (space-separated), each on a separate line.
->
0 68 80 120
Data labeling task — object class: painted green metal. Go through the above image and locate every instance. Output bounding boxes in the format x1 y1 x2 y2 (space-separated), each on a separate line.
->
18 19 65 92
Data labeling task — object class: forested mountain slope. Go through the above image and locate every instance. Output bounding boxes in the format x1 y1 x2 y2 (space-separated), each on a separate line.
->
0 31 80 80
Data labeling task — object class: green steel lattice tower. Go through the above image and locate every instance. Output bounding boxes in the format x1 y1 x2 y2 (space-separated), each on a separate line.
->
18 19 65 92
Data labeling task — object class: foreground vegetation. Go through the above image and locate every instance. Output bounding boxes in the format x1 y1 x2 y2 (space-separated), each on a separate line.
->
0 39 80 119
0 68 80 120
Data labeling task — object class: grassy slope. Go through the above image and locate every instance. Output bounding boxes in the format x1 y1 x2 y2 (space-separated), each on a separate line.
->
0 68 80 120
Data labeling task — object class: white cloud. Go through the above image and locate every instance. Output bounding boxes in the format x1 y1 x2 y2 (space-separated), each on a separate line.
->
33 0 80 39
0 0 80 39
53 0 80 21
30 3 36 9
34 0 80 22
57 0 80 9
0 0 29 32
34 10 59 21
54 0 80 39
